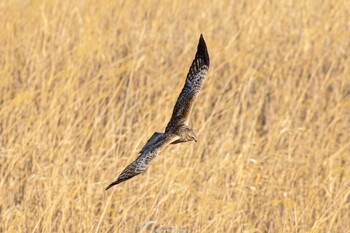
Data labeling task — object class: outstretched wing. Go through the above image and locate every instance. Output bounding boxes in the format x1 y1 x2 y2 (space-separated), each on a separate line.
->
105 133 178 189
166 34 210 131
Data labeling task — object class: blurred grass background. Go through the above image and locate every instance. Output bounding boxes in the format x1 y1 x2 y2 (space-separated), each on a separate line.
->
0 0 350 232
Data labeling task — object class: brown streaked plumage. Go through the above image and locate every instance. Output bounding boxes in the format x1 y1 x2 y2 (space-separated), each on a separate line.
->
106 34 210 190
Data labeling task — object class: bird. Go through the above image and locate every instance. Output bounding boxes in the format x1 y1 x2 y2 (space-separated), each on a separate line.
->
106 34 210 190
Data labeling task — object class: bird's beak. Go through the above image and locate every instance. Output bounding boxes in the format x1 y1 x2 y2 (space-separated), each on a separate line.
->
194 137 198 143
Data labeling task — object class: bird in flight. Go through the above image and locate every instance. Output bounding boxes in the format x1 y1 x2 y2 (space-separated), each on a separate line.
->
106 34 210 190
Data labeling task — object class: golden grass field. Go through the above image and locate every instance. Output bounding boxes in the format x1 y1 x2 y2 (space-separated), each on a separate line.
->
1 0 350 232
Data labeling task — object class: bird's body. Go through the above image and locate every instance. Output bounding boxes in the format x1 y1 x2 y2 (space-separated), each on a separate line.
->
106 35 210 190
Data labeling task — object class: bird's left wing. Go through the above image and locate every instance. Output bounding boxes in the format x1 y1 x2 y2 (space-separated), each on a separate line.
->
105 133 178 190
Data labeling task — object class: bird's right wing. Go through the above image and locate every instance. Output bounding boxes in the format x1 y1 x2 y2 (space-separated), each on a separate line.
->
166 34 210 131
105 133 178 190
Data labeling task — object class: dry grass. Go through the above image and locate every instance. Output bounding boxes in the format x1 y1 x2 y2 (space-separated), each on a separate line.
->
1 0 350 232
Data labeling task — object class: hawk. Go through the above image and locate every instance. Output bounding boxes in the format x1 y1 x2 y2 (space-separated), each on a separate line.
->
106 34 210 190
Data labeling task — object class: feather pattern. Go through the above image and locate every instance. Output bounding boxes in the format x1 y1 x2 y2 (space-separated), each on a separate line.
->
106 134 178 190
166 34 210 130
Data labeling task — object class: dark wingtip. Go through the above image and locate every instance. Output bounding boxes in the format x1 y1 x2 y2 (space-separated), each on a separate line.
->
197 34 210 67
105 180 121 190
105 183 115 190
105 174 133 190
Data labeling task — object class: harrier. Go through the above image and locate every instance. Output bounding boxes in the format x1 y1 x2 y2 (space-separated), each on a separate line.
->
106 34 210 190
